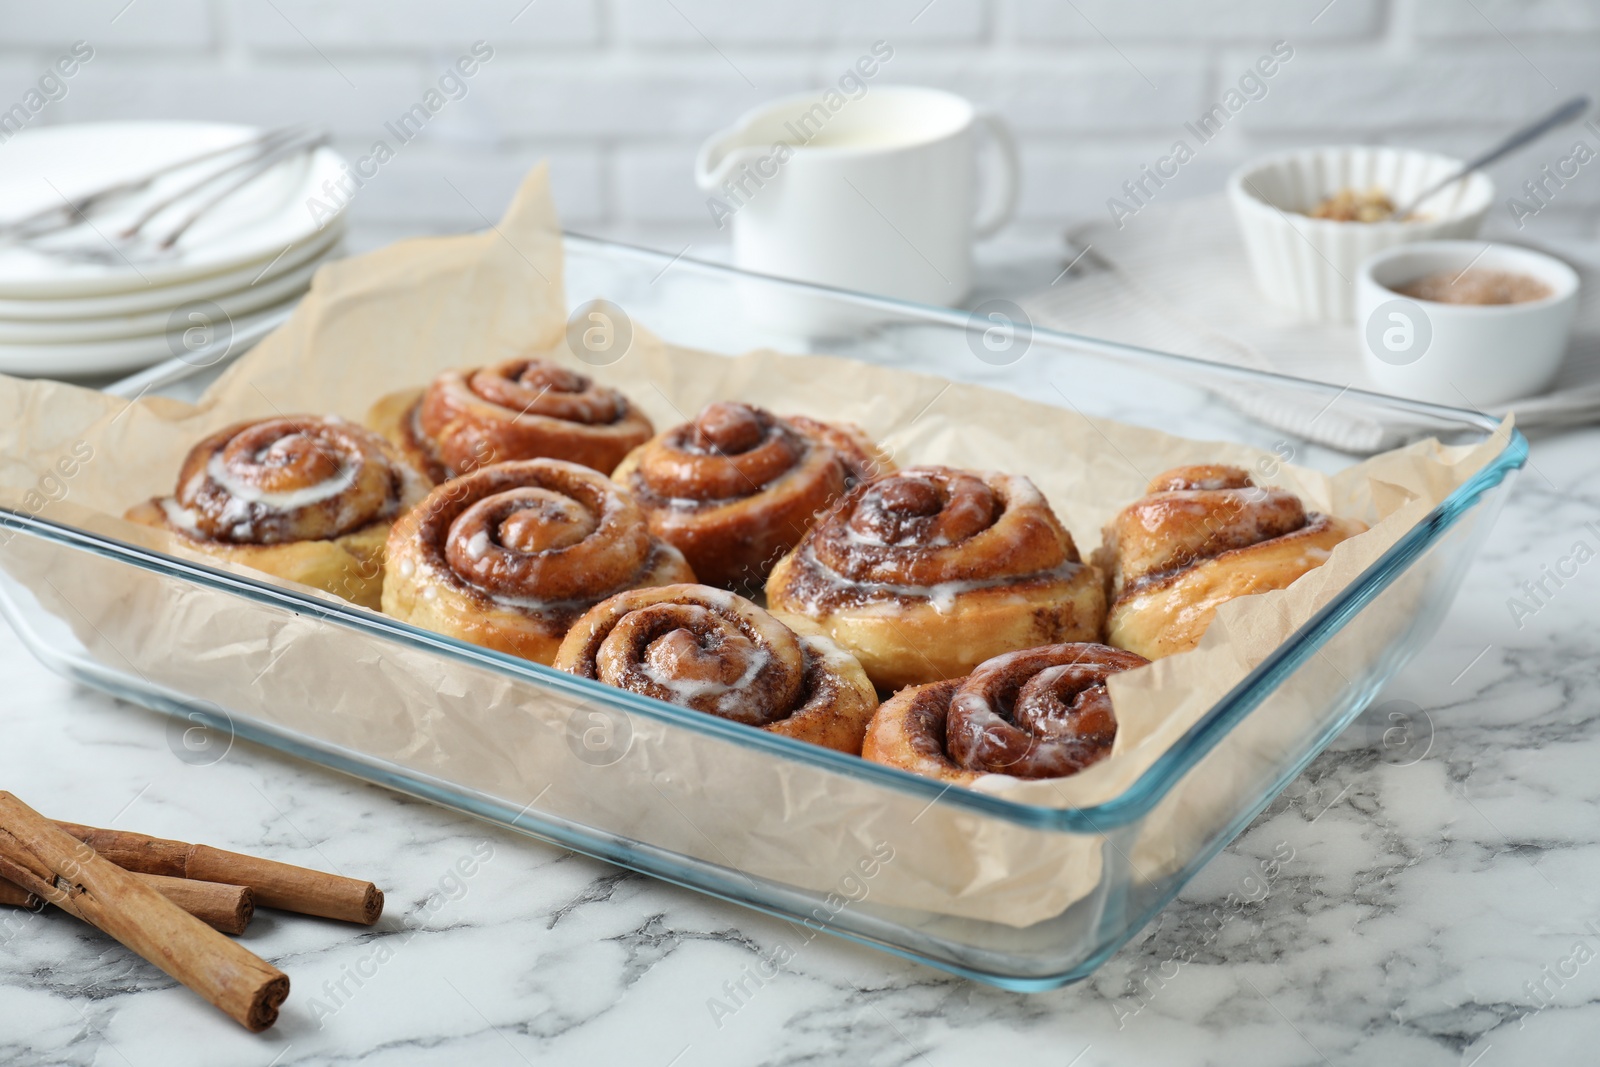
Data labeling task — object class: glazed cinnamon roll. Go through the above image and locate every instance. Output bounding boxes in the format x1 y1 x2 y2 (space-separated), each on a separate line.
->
553 584 878 753
766 466 1106 692
124 416 429 609
382 460 694 664
612 401 892 590
1094 465 1367 660
863 643 1148 784
368 358 654 482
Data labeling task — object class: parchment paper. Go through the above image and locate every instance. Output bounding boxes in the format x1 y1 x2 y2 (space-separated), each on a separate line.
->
0 164 1512 927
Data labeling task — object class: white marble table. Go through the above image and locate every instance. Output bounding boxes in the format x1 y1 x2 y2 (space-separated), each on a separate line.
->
3 286 1598 1066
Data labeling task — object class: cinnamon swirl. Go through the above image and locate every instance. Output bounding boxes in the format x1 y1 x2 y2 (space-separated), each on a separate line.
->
612 401 892 590
1094 464 1367 659
382 459 694 664
124 416 429 609
765 466 1106 691
554 584 878 753
368 358 654 482
863 643 1148 784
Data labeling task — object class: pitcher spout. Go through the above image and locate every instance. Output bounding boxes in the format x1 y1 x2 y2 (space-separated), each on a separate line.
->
694 125 772 192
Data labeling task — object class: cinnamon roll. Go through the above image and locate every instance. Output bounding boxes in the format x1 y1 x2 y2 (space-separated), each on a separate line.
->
553 584 878 753
765 466 1106 691
368 358 654 482
611 401 892 590
863 643 1148 784
124 416 429 609
382 459 694 664
1094 464 1367 659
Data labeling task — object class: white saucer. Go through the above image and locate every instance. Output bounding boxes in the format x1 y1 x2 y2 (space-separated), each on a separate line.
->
0 250 329 343
0 298 303 378
0 217 343 321
0 121 348 299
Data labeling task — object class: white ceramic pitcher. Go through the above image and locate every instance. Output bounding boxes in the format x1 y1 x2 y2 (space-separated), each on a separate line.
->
695 86 1018 332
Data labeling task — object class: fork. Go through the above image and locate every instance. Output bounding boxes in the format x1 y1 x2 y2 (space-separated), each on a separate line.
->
0 123 329 249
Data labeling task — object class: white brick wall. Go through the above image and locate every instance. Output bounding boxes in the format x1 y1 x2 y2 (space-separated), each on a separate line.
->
3 0 1598 258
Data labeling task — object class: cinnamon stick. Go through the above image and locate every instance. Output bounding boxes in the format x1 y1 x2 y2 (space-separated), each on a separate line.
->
1 872 253 934
0 793 288 1030
57 821 383 925
135 874 254 936
0 878 39 909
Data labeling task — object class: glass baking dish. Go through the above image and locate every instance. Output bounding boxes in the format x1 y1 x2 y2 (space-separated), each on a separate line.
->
0 233 1525 991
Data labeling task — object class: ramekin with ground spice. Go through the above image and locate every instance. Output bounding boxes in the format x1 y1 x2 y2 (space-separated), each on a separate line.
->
1392 268 1553 306
1357 240 1578 405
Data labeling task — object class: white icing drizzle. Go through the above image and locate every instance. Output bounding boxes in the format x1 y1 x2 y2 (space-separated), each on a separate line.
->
206 451 360 512
690 587 742 611
642 645 770 714
991 470 1041 506
159 498 203 534
407 403 430 445
179 466 208 502
475 579 603 615
795 546 1085 616
486 590 558 612
799 632 855 671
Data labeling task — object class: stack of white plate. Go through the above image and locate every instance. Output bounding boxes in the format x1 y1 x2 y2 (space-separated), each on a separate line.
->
0 121 348 378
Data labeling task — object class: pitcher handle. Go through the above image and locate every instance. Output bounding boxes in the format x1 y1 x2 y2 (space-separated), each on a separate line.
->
972 110 1019 239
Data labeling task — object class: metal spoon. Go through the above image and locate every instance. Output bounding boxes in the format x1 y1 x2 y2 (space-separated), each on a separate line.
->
1390 94 1591 220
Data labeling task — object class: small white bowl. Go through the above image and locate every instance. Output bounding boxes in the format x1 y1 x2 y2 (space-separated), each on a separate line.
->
1356 240 1579 407
1228 146 1493 323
